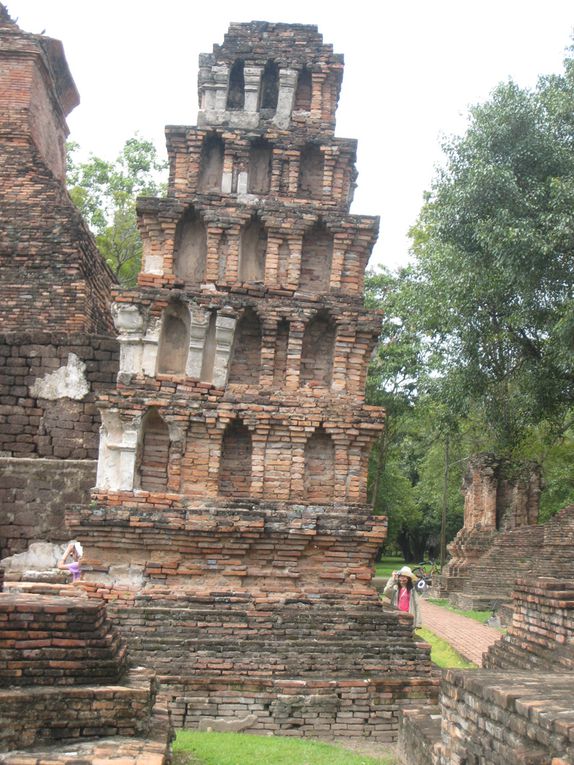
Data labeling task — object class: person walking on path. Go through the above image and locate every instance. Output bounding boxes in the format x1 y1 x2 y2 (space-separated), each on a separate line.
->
383 565 422 627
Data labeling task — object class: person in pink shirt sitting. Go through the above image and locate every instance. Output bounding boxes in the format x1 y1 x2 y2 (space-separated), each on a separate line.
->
57 540 83 582
383 565 421 628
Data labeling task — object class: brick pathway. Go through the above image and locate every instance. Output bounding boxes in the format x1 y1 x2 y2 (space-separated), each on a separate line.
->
419 599 502 666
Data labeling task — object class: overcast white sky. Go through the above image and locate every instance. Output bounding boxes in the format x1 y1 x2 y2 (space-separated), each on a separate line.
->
8 0 574 270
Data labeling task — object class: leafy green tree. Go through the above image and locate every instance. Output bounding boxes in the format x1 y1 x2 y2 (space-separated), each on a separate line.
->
407 58 574 457
67 136 167 286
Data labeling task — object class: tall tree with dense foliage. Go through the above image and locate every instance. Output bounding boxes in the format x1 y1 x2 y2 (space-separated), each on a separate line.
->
67 136 167 286
407 52 574 456
367 46 574 555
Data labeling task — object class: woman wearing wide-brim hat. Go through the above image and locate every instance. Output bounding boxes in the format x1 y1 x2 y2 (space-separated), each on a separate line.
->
383 565 421 628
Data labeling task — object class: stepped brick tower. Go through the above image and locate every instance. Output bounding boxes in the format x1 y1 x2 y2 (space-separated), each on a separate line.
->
71 22 436 739
0 6 118 560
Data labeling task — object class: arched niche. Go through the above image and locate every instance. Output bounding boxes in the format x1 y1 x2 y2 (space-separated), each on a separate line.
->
226 60 245 110
273 318 289 386
294 67 312 111
300 311 335 387
198 133 224 192
239 216 267 282
300 221 332 293
173 209 207 284
228 307 261 386
248 139 272 195
304 425 334 503
260 60 279 112
200 311 217 383
298 143 323 199
218 419 252 497
157 300 191 376
138 409 170 492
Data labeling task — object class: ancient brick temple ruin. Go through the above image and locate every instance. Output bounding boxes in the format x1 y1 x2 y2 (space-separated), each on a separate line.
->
436 453 544 610
61 21 437 739
0 8 170 764
0 5 119 561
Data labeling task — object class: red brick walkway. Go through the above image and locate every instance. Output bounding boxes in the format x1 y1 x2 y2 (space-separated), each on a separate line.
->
419 599 502 666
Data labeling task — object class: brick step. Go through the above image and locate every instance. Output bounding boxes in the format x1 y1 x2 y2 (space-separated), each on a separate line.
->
484 636 574 671
0 668 157 751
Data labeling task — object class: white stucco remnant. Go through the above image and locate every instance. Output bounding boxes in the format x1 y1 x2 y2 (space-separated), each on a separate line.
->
1 541 66 571
96 409 139 491
30 353 89 400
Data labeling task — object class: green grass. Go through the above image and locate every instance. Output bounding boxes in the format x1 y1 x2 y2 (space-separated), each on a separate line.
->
374 557 416 578
173 731 395 765
416 628 477 669
428 598 492 624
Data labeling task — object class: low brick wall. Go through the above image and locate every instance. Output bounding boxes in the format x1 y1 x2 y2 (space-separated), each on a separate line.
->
165 675 439 741
484 577 574 670
440 670 574 765
0 457 96 558
0 593 127 686
397 705 442 765
0 667 156 751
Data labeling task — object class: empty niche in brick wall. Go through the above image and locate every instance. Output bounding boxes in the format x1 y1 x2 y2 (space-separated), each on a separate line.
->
228 307 261 385
300 221 332 292
226 60 245 110
294 67 312 111
248 139 272 194
298 143 324 199
198 133 224 192
157 300 191 375
174 209 207 284
239 216 267 282
273 318 289 386
304 425 334 502
260 60 279 112
218 419 252 497
138 409 170 492
300 311 335 387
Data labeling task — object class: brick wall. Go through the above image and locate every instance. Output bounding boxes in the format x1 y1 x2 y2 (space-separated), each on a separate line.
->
0 458 96 559
0 333 119 459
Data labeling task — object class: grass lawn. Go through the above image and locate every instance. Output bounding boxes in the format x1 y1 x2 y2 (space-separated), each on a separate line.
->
173 731 396 765
428 598 492 625
416 627 477 669
374 557 417 578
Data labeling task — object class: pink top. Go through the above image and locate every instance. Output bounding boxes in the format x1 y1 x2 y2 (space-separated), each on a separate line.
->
397 587 411 613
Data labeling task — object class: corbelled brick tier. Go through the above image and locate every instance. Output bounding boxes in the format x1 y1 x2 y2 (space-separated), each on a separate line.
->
70 500 385 593
0 593 127 686
82 592 433 678
484 577 574 671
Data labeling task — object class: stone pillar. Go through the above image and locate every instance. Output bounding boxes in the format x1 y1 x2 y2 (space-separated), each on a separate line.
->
273 68 297 129
213 315 236 388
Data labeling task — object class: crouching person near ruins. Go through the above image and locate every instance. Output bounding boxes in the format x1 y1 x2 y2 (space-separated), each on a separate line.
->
383 566 421 628
57 540 83 582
